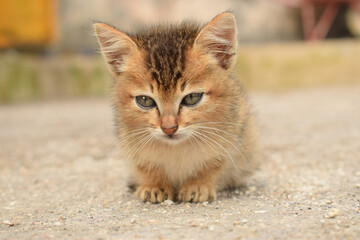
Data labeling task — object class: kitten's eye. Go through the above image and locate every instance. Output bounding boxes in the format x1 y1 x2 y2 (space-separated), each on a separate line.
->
135 96 156 109
181 93 203 106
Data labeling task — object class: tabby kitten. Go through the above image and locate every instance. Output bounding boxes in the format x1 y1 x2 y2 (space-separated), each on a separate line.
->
94 12 257 203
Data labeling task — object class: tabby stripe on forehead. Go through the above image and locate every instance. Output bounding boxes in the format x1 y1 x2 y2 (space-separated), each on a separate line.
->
173 45 185 81
179 44 186 72
135 24 201 90
181 82 186 91
148 45 186 89
149 51 162 86
152 52 162 76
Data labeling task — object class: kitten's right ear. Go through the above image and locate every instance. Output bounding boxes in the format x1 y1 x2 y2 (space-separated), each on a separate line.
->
194 12 238 70
93 23 137 75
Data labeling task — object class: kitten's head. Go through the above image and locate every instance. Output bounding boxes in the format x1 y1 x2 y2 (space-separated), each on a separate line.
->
94 13 239 146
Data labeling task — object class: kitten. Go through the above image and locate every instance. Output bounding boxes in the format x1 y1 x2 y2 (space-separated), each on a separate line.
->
94 12 258 203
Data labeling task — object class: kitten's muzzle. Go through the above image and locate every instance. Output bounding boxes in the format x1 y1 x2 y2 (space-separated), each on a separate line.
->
161 125 178 137
161 114 178 137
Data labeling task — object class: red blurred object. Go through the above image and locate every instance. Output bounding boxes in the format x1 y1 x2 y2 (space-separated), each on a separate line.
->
270 0 360 41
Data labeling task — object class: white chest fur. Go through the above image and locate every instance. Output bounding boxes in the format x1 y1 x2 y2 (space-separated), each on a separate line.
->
133 142 212 187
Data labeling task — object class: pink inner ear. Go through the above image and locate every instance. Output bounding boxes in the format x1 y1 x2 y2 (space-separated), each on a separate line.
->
94 24 135 75
97 37 127 75
195 13 237 70
209 28 236 70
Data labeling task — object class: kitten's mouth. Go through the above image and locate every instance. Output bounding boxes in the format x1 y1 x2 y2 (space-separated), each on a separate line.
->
159 133 187 144
163 134 181 140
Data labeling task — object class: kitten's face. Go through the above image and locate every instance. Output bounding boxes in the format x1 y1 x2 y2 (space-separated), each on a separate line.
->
115 50 231 145
94 13 238 146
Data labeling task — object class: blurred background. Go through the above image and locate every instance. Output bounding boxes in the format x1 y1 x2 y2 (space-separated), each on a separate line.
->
0 0 360 103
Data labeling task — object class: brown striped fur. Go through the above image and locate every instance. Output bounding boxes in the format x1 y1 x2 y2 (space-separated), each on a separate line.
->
94 12 258 203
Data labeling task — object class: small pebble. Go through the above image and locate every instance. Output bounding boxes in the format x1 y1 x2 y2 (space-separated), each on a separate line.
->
327 208 340 218
3 220 15 226
189 221 198 227
208 226 215 231
249 186 257 192
254 210 267 213
202 201 209 206
164 200 174 206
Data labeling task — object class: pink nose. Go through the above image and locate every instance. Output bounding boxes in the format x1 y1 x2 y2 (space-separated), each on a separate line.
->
161 126 178 137
161 114 178 137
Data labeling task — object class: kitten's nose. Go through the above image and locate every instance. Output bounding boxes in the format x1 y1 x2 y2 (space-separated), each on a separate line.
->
161 115 178 137
161 126 178 137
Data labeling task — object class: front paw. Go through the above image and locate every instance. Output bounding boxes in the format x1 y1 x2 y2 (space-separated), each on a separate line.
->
178 183 216 203
136 185 174 203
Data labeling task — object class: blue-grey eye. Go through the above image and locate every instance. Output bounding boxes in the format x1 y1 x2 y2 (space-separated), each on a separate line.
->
181 93 203 106
135 96 156 109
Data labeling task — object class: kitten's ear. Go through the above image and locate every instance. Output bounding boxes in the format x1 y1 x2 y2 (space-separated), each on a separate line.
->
93 23 137 75
194 12 238 70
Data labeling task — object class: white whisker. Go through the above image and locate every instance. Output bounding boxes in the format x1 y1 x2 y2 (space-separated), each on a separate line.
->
134 135 154 156
193 130 239 173
199 129 247 164
190 132 222 161
125 133 152 157
196 125 253 153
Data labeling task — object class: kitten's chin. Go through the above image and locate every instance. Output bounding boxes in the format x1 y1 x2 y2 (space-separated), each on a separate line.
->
157 133 189 145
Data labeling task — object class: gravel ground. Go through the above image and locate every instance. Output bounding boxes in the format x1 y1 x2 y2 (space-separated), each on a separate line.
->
1 85 359 240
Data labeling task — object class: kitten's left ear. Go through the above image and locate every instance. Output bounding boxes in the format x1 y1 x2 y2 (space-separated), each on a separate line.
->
194 12 238 70
93 23 137 76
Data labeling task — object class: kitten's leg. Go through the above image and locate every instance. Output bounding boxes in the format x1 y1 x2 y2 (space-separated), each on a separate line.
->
135 166 174 203
178 163 221 203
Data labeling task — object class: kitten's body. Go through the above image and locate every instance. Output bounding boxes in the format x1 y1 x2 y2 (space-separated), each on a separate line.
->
94 12 258 203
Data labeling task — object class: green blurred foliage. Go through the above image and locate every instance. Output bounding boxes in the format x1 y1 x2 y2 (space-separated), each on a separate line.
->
235 40 360 91
0 53 111 103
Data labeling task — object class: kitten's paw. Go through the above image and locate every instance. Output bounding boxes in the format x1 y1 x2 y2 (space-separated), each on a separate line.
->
178 183 216 203
136 186 173 203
